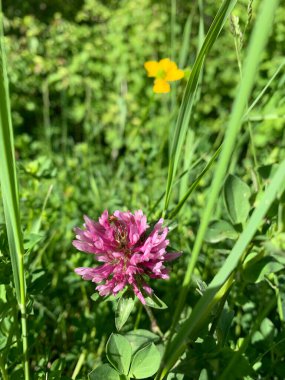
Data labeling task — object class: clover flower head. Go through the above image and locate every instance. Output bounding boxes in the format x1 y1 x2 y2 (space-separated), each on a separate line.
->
144 58 184 93
73 210 181 304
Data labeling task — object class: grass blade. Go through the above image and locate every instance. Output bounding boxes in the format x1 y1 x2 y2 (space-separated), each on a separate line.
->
0 6 30 379
157 0 280 377
160 157 285 378
164 0 237 212
170 144 222 219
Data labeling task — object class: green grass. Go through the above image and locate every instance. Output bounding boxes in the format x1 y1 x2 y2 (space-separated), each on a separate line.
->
0 5 30 379
0 0 284 378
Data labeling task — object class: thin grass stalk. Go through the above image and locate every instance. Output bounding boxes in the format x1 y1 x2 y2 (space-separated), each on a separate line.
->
178 130 195 202
159 0 279 376
0 355 8 380
158 157 285 379
231 14 261 187
169 144 222 219
169 0 177 150
0 6 30 379
243 59 285 120
164 0 237 212
178 10 194 68
42 79 51 150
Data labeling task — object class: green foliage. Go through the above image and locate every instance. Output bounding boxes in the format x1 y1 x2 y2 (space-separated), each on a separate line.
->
106 334 132 375
0 0 285 379
115 293 135 332
223 174 251 226
91 331 161 379
129 342 161 379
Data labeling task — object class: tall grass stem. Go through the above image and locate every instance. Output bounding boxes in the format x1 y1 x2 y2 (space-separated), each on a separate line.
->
0 5 30 379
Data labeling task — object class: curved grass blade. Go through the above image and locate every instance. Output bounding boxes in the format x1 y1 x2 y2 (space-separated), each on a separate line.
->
164 0 237 212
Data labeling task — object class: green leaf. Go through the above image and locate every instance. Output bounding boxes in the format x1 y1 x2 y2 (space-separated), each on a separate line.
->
23 232 44 251
243 256 283 283
198 369 209 380
124 329 160 355
205 220 238 243
216 304 234 347
90 293 100 302
224 175 251 225
129 343 161 379
115 293 135 331
260 318 275 341
89 364 120 380
144 293 168 309
106 333 132 375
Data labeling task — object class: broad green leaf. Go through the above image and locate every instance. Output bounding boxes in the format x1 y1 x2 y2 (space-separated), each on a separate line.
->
129 343 161 379
115 293 135 331
167 373 184 380
90 293 100 302
224 175 251 225
106 333 132 375
260 318 275 341
205 220 238 243
89 364 120 380
0 284 6 302
144 293 168 309
243 256 283 283
275 274 285 321
124 329 160 355
198 369 209 380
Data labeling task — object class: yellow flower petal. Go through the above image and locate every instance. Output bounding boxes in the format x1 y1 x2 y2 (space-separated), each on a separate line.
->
158 58 176 73
165 68 184 82
144 61 160 77
153 79 170 93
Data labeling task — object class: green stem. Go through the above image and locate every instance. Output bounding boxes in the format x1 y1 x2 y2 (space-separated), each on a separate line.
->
0 5 30 379
134 302 143 330
231 14 261 187
42 80 51 150
0 355 8 380
72 350 87 379
144 305 164 338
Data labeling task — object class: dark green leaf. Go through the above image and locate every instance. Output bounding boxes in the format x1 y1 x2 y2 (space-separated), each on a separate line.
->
243 256 283 283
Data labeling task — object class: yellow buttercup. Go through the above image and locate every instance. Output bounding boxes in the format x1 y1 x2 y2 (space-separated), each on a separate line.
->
144 58 184 93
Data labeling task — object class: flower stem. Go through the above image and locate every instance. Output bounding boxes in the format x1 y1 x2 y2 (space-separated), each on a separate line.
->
144 305 163 338
71 350 86 379
0 355 8 380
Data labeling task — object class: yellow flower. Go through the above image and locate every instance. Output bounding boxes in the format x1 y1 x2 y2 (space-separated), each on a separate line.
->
144 58 184 93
